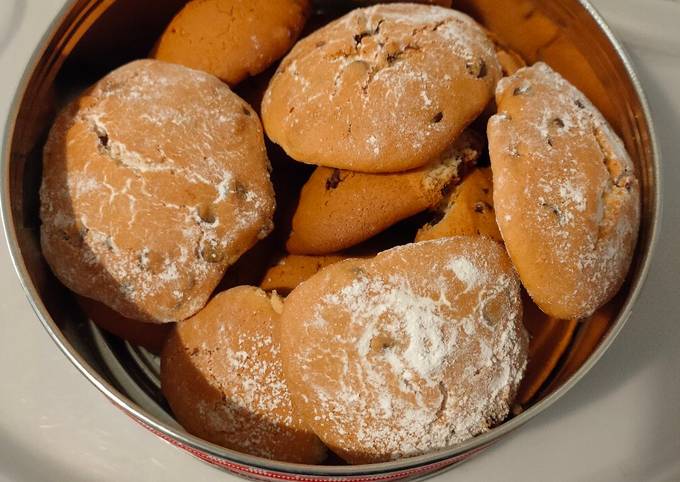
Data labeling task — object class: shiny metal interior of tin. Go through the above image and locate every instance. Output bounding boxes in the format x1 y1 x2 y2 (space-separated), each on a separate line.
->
3 0 659 475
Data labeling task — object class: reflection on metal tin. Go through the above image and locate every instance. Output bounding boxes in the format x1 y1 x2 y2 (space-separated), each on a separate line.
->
0 0 661 480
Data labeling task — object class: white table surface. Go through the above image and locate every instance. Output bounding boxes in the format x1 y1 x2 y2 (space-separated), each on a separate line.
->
1 1 678 481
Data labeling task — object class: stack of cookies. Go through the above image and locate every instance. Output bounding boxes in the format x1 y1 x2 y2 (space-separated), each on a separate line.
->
39 0 640 465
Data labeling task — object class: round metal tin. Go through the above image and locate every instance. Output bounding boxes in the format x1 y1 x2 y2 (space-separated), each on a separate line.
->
0 0 661 480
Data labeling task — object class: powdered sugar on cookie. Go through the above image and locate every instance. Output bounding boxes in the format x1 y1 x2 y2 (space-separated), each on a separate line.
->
40 60 275 322
488 62 640 319
161 287 326 463
262 3 501 172
281 238 528 463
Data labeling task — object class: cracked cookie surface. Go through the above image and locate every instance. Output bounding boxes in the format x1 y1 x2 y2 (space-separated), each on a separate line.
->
416 167 502 243
280 237 527 463
488 62 640 319
262 4 501 173
40 59 275 323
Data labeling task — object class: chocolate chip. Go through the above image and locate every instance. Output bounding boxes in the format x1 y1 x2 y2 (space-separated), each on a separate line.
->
370 335 395 351
200 240 224 264
513 85 531 96
354 22 382 48
241 105 251 116
546 135 554 147
97 132 109 148
551 117 565 128
465 58 487 78
354 32 370 46
431 20 446 32
325 169 343 190
575 99 586 109
198 204 216 224
386 43 419 65
541 201 562 219
431 111 444 123
616 175 634 191
374 19 384 35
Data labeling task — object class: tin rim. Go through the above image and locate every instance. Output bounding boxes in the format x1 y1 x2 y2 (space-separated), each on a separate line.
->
0 0 662 476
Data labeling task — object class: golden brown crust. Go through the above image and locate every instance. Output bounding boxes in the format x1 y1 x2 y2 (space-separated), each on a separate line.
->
260 254 349 295
485 30 526 77
280 237 527 463
496 46 526 77
153 0 311 86
161 286 327 463
416 167 502 242
488 62 640 319
40 60 275 323
287 130 482 255
262 4 501 173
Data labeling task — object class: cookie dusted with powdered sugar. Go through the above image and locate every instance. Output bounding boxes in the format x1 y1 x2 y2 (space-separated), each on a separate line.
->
262 4 501 173
280 237 528 463
161 286 326 463
488 62 640 320
40 60 275 323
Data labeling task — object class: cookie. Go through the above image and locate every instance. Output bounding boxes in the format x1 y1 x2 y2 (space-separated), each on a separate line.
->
161 286 326 463
260 254 349 295
286 130 482 255
40 60 275 323
415 167 502 242
77 296 172 354
486 31 526 76
262 4 501 173
280 237 528 463
496 45 526 77
153 0 310 86
514 295 577 406
488 62 640 319
455 0 559 63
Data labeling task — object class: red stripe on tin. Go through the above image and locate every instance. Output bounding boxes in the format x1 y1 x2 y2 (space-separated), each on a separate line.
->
126 415 484 482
